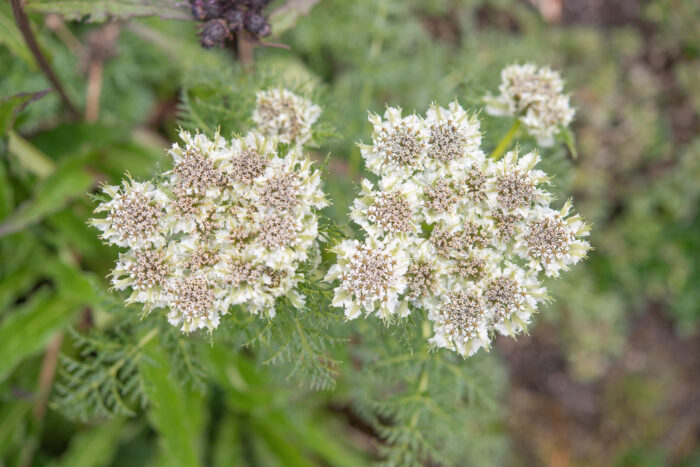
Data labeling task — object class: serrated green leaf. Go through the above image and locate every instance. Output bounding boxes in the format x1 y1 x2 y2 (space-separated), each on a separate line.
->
0 151 94 237
0 290 77 382
142 337 204 467
24 0 192 22
0 90 51 135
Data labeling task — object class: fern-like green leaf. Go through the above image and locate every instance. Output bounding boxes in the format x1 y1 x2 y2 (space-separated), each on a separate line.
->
53 326 158 422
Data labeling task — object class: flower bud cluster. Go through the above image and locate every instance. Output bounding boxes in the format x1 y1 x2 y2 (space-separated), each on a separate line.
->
253 89 321 146
93 127 328 333
189 0 273 49
326 102 590 357
485 63 575 146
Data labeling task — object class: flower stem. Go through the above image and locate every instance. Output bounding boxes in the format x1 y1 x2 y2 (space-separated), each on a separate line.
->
490 119 521 160
10 0 80 118
408 321 432 428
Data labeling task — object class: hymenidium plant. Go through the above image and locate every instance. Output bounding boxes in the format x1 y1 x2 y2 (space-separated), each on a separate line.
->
80 62 591 463
91 65 590 358
327 63 590 358
92 89 327 333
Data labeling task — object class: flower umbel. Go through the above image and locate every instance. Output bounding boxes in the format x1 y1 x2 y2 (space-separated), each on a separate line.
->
253 88 321 146
327 99 590 357
93 127 328 333
485 63 575 146
325 237 408 320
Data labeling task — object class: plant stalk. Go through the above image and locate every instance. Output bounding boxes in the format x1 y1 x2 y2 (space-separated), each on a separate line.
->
490 119 521 160
10 0 80 118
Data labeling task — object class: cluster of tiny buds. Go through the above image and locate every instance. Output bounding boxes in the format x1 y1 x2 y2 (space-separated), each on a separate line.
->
94 97 328 333
253 89 321 146
485 63 576 147
189 0 272 49
328 95 590 358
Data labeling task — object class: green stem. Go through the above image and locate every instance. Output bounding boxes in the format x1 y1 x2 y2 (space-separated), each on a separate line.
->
138 327 159 348
490 119 521 160
408 321 432 428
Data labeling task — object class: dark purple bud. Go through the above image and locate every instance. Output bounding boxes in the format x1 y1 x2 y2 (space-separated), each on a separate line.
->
190 0 223 21
258 22 271 37
199 19 230 48
245 12 271 37
189 0 207 20
204 0 224 19
222 8 245 31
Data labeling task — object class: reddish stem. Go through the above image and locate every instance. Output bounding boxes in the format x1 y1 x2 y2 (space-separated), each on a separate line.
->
10 0 80 118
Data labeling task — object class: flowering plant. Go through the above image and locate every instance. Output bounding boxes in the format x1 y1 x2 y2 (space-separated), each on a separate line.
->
92 90 328 333
327 92 590 357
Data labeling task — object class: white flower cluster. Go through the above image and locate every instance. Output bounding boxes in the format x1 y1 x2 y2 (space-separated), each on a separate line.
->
253 88 321 146
485 63 575 146
93 129 328 333
326 102 590 357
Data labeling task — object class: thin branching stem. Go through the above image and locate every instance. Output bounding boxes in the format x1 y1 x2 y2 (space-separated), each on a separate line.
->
10 0 80 118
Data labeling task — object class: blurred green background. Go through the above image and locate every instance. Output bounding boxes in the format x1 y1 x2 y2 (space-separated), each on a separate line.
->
1 0 699 465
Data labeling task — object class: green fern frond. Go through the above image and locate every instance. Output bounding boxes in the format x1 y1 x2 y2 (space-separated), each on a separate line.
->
52 325 158 422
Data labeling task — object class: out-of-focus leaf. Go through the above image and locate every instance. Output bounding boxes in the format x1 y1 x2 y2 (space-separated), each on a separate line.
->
95 139 168 180
0 290 77 382
252 416 314 467
0 262 39 313
142 338 204 467
29 123 129 162
0 90 51 135
559 125 578 159
48 210 112 265
296 417 369 467
0 153 94 237
270 0 321 36
50 418 126 467
125 22 224 72
0 158 13 221
205 345 365 466
24 0 192 22
46 260 102 306
0 5 34 66
212 415 243 467
0 401 30 458
7 130 55 178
